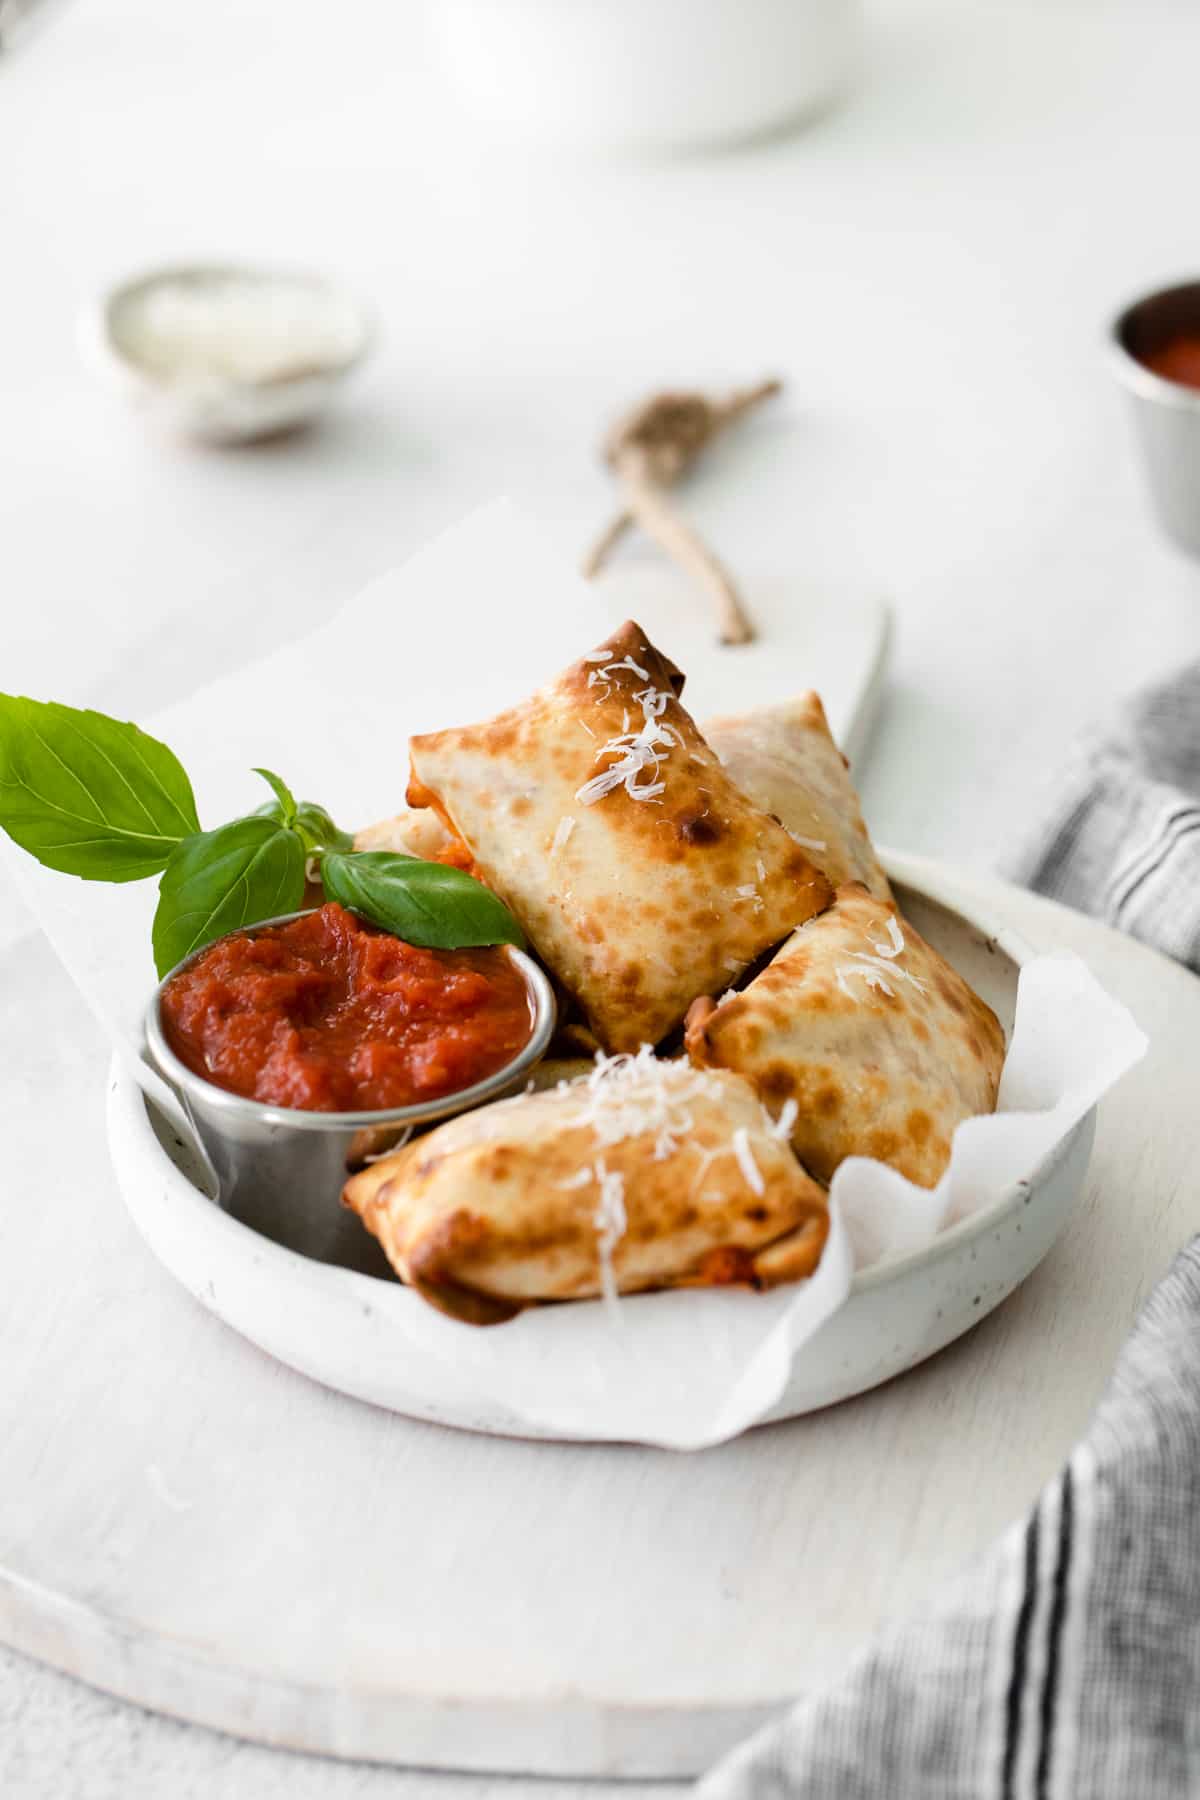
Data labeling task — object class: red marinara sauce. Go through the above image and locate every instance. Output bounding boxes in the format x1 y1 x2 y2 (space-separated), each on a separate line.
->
159 903 532 1112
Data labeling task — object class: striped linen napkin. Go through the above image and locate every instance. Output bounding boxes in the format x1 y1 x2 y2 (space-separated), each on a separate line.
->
699 662 1200 1798
1007 659 1200 972
699 1239 1200 1799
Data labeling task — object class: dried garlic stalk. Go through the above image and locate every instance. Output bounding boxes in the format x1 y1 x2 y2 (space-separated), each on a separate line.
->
582 378 781 646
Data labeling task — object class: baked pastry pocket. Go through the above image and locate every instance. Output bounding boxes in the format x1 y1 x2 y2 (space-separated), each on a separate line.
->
344 1057 830 1324
687 883 1005 1189
704 690 891 900
407 620 832 1052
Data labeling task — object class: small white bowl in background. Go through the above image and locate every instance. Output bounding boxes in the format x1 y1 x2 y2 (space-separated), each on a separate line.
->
427 0 861 153
82 264 374 445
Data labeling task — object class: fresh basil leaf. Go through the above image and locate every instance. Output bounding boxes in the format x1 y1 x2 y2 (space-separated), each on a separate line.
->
321 851 525 951
153 815 306 978
293 801 354 855
252 767 296 827
0 694 199 882
252 796 353 855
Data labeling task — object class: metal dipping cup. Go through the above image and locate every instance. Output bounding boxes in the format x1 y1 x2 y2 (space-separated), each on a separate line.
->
145 915 557 1277
1110 280 1200 557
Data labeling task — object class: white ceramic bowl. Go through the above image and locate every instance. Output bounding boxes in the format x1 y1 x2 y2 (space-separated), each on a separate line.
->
82 264 374 445
428 0 861 152
105 871 1095 1443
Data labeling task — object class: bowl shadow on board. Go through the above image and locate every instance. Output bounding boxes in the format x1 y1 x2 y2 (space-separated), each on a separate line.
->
182 400 429 463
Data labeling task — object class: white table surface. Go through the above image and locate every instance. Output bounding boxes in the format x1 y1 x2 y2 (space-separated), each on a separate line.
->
3 0 1200 1792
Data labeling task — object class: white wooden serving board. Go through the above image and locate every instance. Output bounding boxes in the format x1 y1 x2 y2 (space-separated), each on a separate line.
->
0 856 1193 1779
555 417 893 767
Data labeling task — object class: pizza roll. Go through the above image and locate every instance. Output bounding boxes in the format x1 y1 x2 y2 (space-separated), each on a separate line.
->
686 884 1004 1190
704 692 891 900
407 621 832 1053
343 1054 830 1324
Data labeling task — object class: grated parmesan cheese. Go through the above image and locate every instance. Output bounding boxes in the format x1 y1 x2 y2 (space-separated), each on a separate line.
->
550 816 576 856
554 1050 792 1304
592 1157 628 1307
770 1097 798 1141
836 950 928 1001
575 1045 718 1161
575 678 681 807
731 1126 765 1196
836 914 927 999
871 915 906 960
587 654 649 683
755 859 766 882
790 833 828 853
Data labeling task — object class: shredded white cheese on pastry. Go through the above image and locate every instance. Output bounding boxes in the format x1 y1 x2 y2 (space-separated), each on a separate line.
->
593 1158 628 1307
731 1127 765 1195
769 1098 798 1141
575 682 681 807
576 1045 713 1159
872 915 906 960
557 1167 594 1190
550 1051 792 1307
835 918 928 1000
587 654 649 683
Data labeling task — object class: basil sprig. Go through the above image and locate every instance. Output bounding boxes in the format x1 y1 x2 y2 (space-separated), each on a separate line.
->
252 788 354 855
0 695 524 976
322 851 525 951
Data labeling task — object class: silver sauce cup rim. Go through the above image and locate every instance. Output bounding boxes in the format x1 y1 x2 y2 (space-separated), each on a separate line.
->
144 911 557 1133
1108 277 1200 414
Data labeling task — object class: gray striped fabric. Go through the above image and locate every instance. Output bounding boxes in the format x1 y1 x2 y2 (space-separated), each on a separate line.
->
699 672 1200 1797
1006 660 1200 971
699 1238 1200 1800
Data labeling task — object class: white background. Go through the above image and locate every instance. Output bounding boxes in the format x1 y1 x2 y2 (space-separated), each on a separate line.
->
3 0 1200 1793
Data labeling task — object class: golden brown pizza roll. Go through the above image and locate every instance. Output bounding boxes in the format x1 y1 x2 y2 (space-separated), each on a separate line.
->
406 621 832 1053
343 1054 830 1325
704 692 891 900
353 807 472 868
686 884 1004 1190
